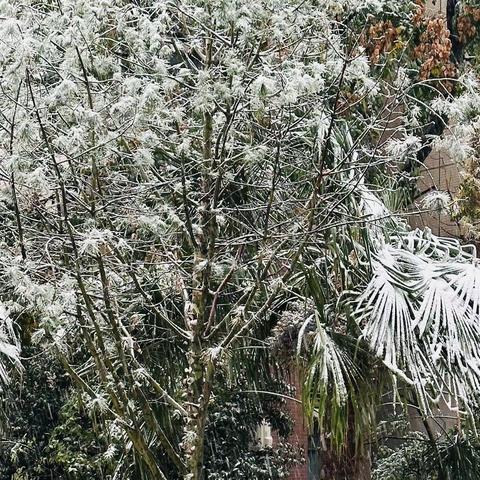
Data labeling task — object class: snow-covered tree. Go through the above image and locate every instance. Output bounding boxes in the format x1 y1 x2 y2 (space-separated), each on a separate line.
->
1 0 480 478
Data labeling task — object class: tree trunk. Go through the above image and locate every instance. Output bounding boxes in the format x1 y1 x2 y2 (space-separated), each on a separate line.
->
185 96 216 478
185 361 214 480
321 407 371 480
322 446 371 480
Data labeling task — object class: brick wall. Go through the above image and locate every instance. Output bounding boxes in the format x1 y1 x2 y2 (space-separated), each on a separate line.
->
284 373 309 480
410 0 464 238
410 144 463 237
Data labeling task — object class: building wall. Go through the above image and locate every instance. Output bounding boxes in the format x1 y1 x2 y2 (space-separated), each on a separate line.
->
410 143 463 237
411 3 463 239
426 0 446 15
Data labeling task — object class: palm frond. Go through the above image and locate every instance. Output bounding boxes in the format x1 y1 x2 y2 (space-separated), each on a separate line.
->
299 312 375 449
0 303 21 384
355 228 480 414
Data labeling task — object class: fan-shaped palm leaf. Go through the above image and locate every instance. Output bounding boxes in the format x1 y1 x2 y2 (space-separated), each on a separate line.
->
355 229 480 414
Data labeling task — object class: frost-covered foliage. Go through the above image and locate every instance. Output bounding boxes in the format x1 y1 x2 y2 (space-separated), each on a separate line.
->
357 228 480 414
421 190 451 213
373 414 480 480
204 378 301 480
0 304 21 383
0 352 298 480
0 0 479 478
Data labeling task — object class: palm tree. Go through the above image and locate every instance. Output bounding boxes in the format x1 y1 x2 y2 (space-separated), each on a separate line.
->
297 181 480 476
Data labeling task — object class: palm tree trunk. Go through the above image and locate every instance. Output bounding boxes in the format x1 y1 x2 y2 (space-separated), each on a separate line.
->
321 408 371 480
